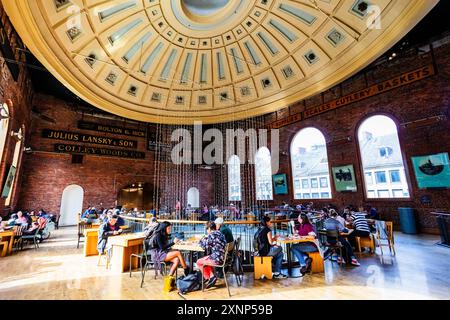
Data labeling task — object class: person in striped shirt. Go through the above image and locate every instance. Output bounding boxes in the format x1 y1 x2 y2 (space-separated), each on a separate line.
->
347 209 372 249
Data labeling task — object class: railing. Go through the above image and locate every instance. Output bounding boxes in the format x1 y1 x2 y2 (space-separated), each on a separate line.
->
121 215 325 268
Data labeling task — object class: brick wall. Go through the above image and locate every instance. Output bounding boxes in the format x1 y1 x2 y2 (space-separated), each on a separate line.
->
16 94 215 214
0 3 33 215
259 41 450 234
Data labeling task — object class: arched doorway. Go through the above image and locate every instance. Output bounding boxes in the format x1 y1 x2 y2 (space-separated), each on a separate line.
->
187 187 199 208
117 183 155 211
60 185 84 226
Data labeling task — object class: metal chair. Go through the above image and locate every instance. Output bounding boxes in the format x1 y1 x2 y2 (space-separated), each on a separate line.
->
77 221 92 249
322 229 344 266
201 243 231 297
376 221 395 256
20 228 40 250
226 237 243 286
130 239 168 288
97 247 112 269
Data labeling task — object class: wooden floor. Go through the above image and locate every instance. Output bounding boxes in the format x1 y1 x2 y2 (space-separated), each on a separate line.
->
0 227 449 300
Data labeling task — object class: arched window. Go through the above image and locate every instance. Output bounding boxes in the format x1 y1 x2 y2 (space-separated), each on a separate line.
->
255 147 273 200
291 128 331 200
358 115 410 198
0 103 10 164
5 128 23 206
187 187 200 208
228 155 241 201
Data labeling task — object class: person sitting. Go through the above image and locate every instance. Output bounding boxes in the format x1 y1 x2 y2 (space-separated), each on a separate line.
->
15 211 29 227
214 217 234 252
197 221 227 288
255 215 288 279
291 213 319 276
324 211 360 266
347 208 372 250
81 206 92 219
149 221 189 277
365 205 379 220
330 209 346 227
97 215 123 255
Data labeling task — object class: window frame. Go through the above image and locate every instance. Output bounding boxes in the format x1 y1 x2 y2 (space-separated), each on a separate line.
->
355 113 412 202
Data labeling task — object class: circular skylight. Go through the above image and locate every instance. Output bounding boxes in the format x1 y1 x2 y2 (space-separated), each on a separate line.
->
182 0 230 16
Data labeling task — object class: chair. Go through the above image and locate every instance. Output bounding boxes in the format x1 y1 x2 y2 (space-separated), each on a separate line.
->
355 233 376 253
225 237 243 286
201 243 231 297
308 251 324 273
77 221 92 249
322 229 344 266
53 215 60 230
376 221 395 256
97 247 112 269
13 225 27 251
20 228 40 250
253 256 273 280
130 239 168 288
288 221 296 235
0 237 8 257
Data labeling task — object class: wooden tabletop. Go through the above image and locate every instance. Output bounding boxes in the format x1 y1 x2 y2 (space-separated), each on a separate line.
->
277 236 316 245
172 242 204 252
107 232 145 247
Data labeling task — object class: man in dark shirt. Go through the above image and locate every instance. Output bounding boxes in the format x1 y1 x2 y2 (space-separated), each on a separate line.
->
215 217 234 251
97 215 122 254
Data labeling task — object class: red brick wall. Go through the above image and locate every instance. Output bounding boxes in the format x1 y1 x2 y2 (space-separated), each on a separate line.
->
261 42 450 234
16 94 215 214
0 3 33 216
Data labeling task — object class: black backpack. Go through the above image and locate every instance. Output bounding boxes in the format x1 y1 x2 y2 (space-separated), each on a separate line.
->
253 227 266 256
176 271 202 294
144 222 159 250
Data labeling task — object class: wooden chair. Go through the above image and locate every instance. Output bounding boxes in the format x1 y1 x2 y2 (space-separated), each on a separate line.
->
77 221 92 249
376 221 395 256
0 237 8 257
355 234 376 253
254 256 273 280
308 251 324 274
201 243 231 297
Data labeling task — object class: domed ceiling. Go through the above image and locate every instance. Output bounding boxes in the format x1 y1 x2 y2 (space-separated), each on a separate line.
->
3 0 438 124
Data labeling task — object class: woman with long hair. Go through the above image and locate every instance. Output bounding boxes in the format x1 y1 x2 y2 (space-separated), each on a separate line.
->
255 215 287 279
150 221 189 277
291 213 319 276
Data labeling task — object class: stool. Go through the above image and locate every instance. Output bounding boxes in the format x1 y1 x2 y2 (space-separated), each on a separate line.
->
97 248 112 269
308 252 324 274
254 256 273 280
356 234 375 253
0 238 8 257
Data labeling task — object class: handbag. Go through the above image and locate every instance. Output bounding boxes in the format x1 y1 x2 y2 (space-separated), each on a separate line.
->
163 275 175 292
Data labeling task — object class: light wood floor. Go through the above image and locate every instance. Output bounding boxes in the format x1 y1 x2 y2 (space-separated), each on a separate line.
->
0 227 449 300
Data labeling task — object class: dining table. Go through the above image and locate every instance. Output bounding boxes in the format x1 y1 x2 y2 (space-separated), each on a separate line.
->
277 236 319 277
172 240 205 274
0 228 15 256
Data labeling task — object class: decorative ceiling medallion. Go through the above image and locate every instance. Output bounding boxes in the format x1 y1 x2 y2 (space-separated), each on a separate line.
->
2 0 439 124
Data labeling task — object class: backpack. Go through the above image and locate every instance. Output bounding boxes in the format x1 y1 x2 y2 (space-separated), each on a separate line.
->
253 227 263 255
144 222 159 250
176 271 202 294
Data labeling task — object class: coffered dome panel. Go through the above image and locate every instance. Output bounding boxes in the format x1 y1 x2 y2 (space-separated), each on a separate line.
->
3 0 439 124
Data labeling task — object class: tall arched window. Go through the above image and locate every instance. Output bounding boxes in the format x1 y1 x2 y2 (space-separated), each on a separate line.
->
291 128 331 200
5 128 23 206
255 147 273 200
358 115 410 198
228 155 241 201
0 103 10 164
187 187 200 208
